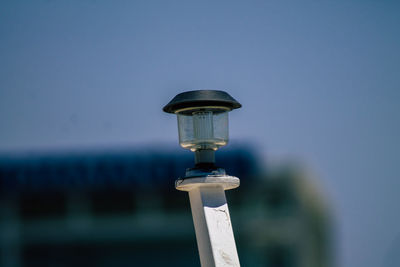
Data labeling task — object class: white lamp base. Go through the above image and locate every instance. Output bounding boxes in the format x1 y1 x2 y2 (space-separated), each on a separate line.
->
175 176 241 267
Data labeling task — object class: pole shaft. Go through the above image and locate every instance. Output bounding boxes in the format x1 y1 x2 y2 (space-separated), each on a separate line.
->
188 185 240 267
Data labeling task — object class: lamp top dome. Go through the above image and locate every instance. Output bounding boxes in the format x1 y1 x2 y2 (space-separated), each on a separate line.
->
163 90 242 114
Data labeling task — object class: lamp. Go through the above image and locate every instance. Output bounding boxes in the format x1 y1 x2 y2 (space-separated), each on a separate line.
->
163 89 242 266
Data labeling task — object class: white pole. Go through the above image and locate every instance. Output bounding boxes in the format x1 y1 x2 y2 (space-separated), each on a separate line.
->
176 176 240 267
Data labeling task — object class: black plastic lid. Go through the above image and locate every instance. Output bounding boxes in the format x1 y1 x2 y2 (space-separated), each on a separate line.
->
163 90 242 114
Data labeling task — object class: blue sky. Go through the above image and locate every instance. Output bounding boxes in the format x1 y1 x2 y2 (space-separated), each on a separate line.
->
1 1 400 266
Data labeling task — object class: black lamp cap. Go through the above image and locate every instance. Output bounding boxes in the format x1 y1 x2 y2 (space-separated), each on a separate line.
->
163 90 242 114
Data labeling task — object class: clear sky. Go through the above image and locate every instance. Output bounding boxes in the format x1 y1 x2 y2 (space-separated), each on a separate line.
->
1 1 399 266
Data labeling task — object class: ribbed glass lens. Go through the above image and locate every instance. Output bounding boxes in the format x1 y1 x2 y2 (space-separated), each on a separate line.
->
177 108 228 151
193 111 214 141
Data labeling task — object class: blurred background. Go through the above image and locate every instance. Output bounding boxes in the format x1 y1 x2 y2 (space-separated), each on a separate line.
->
0 1 399 266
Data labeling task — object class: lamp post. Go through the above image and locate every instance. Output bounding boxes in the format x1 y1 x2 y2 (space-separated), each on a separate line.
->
163 90 242 267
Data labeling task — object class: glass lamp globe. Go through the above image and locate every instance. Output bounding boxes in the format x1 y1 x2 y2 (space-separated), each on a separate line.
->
163 90 241 156
176 106 229 151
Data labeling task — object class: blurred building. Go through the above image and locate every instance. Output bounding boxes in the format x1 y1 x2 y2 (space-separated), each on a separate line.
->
0 147 332 267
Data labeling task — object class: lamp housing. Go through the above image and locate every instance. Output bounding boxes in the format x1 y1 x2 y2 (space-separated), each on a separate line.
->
163 90 241 153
